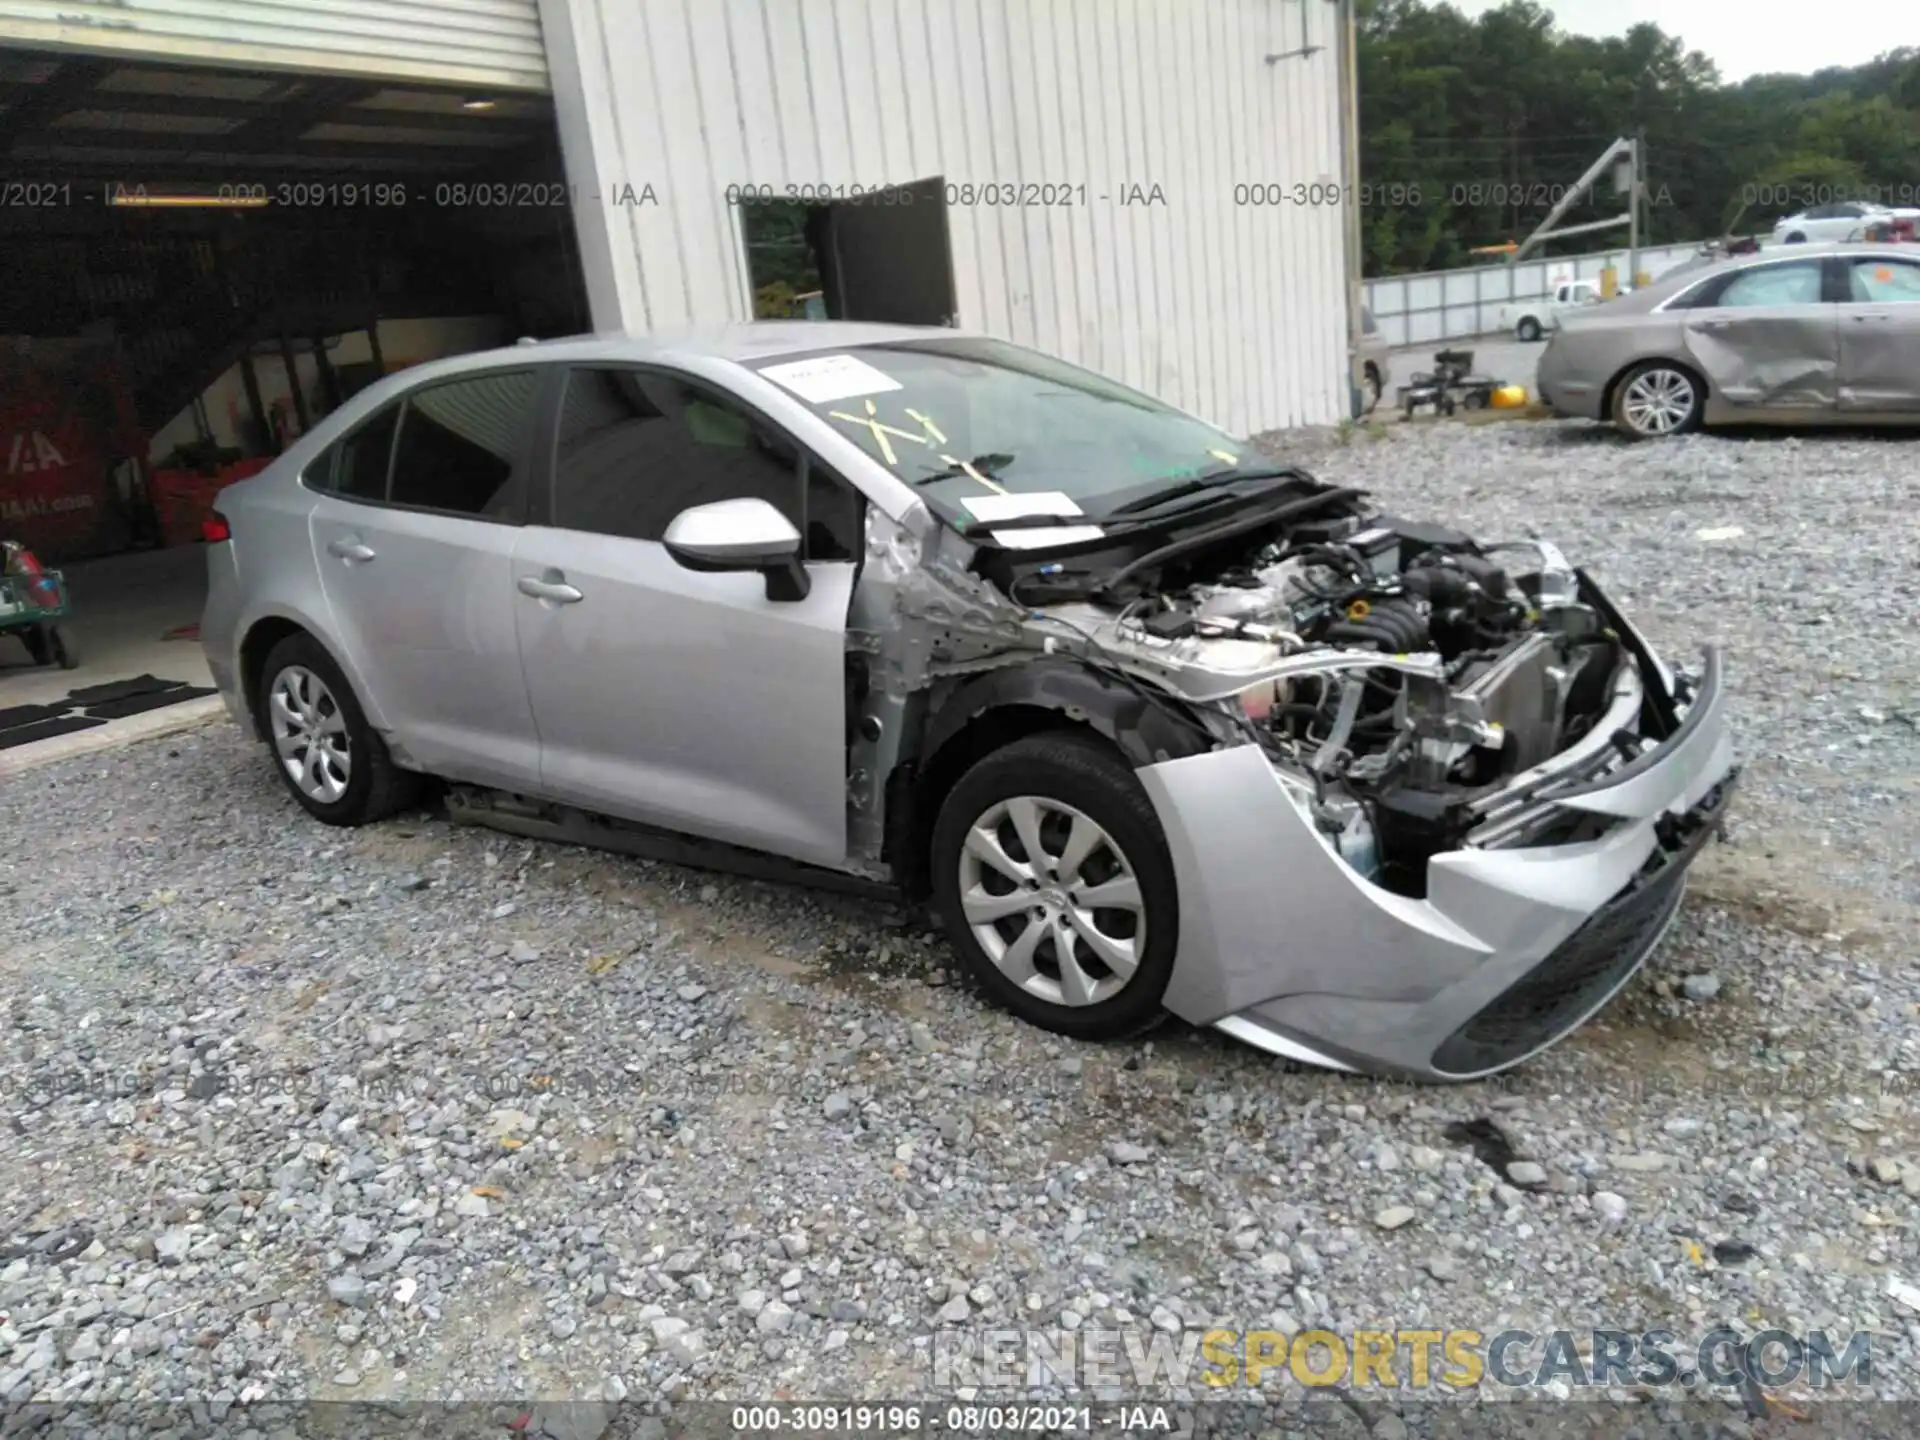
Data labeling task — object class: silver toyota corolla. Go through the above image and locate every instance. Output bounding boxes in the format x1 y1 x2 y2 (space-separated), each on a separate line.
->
202 323 1736 1081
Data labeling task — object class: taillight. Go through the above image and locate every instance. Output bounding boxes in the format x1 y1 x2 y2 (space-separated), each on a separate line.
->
202 512 232 543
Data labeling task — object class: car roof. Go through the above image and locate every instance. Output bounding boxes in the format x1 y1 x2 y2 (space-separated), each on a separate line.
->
394 321 982 387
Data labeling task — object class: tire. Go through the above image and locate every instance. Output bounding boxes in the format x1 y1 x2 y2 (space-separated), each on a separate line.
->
19 624 50 666
1516 317 1542 342
46 624 76 670
255 631 422 826
1611 360 1704 440
1782 231 1806 244
1362 363 1383 415
930 731 1179 1042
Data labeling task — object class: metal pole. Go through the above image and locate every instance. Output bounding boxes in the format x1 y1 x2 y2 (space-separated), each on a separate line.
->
1627 133 1642 287
1336 0 1364 416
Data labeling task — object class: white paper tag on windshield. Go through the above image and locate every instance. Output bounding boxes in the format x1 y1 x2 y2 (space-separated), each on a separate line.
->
759 354 902 404
958 491 1083 521
988 524 1107 549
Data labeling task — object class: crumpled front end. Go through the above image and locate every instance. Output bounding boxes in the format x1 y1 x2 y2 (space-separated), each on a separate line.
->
1137 611 1737 1082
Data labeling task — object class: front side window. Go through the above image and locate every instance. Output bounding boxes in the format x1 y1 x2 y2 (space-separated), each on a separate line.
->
553 368 808 545
388 370 540 519
748 338 1247 527
1847 257 1920 303
1713 262 1824 309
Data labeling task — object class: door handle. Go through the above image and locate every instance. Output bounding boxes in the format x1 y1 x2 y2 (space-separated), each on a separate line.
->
1849 313 1892 322
517 574 584 604
327 537 376 563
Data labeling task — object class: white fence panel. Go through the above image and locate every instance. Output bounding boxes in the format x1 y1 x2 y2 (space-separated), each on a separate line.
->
1366 240 1708 347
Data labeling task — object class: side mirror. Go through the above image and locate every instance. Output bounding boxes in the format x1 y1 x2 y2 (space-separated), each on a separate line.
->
663 497 810 602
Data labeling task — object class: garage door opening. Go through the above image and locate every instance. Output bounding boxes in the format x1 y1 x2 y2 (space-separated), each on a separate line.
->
0 47 588 731
741 179 958 327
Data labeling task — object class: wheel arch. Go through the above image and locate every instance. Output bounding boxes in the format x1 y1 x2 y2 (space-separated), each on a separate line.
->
884 659 1215 899
1602 354 1708 426
239 610 384 735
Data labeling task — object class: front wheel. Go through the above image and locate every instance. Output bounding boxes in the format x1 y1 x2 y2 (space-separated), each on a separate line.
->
1515 317 1543 342
930 731 1179 1042
1612 361 1703 439
255 632 422 825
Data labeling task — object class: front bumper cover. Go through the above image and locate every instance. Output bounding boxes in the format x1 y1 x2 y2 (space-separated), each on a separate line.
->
1136 643 1737 1082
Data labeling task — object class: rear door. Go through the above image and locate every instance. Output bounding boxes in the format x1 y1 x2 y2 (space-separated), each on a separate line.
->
1836 253 1920 412
510 365 866 867
307 367 547 789
1676 258 1837 409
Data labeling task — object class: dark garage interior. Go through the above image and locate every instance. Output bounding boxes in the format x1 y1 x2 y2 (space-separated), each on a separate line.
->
0 47 590 723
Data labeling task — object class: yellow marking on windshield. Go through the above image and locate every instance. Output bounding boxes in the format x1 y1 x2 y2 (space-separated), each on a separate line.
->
1209 448 1238 465
939 453 1009 495
907 408 947 444
826 398 944 467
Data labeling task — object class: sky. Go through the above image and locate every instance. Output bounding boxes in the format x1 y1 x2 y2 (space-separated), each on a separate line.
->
1449 0 1906 82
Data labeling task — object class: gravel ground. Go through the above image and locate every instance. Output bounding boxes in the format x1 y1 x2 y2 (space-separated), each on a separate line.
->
1 419 1915 1436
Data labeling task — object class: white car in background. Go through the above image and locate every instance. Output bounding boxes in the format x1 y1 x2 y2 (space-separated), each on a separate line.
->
1772 201 1920 244
1498 279 1609 342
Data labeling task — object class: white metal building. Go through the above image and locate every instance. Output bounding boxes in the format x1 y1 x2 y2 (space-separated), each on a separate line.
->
2 0 1353 435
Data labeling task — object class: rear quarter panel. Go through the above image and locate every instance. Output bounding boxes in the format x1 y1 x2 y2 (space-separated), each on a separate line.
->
202 457 390 735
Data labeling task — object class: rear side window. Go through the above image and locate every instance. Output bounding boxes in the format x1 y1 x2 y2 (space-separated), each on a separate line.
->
388 371 540 520
312 404 399 501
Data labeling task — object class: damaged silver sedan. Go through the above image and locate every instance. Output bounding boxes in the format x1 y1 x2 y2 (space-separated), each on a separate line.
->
1536 241 1920 438
202 323 1736 1081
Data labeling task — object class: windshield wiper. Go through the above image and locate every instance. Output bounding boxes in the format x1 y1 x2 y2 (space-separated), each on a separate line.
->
1102 466 1308 519
912 453 1016 486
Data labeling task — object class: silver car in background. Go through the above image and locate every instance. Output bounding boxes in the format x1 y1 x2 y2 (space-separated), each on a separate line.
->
203 323 1735 1081
1536 242 1920 438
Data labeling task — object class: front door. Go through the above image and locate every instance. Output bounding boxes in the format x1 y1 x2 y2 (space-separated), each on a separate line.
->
1679 258 1837 409
1836 253 1920 412
511 365 864 868
307 369 545 789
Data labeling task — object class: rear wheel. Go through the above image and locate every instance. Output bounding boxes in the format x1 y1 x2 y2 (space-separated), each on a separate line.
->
1516 317 1542 342
930 732 1178 1041
1782 231 1806 244
1612 361 1703 439
255 632 421 825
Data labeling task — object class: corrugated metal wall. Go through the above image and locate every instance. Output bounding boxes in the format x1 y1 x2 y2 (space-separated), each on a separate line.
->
0 0 550 93
541 0 1349 434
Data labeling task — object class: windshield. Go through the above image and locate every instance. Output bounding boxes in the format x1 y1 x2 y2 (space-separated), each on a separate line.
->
747 337 1251 526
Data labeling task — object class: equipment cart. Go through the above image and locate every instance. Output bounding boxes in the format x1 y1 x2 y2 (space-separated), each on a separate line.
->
0 567 78 669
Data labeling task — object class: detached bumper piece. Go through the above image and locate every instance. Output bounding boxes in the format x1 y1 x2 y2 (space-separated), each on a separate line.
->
1430 772 1736 1077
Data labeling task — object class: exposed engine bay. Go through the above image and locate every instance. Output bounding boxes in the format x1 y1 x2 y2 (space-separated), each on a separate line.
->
965 495 1656 899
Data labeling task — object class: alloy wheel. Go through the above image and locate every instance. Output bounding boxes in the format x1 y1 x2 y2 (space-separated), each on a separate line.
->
1621 368 1696 436
268 665 351 804
956 795 1146 1007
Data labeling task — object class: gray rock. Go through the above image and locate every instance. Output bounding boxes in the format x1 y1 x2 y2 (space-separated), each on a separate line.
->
1373 1206 1417 1231
823 1093 853 1121
937 1295 971 1325
1106 1140 1151 1165
756 1301 795 1335
328 1274 372 1309
1681 974 1722 1001
1506 1161 1548 1188
1592 1191 1630 1224
154 1227 192 1266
